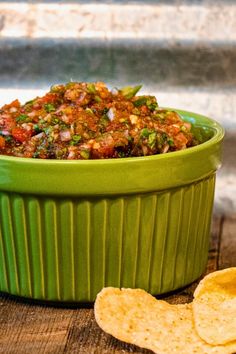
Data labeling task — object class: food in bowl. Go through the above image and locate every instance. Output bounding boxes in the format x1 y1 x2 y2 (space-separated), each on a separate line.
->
0 83 224 303
0 82 198 159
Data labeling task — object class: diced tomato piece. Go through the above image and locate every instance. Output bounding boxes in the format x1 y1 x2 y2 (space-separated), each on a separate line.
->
140 105 149 114
2 99 21 110
0 136 5 149
40 93 58 104
11 127 31 143
11 99 21 108
174 132 188 149
3 117 16 130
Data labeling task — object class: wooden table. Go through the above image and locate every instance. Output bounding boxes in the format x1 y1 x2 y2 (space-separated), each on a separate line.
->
0 214 235 354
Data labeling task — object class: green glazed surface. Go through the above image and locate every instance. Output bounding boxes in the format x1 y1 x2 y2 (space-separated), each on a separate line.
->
0 110 224 302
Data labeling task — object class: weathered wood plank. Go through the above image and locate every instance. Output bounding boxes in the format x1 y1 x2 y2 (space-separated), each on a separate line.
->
219 213 236 268
0 295 74 354
0 215 233 354
63 310 150 353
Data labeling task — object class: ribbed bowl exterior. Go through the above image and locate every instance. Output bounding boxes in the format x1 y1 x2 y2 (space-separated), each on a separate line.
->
0 174 215 302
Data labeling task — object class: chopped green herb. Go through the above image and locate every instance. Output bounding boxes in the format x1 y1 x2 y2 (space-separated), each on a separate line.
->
85 108 94 114
25 99 35 105
127 135 133 142
5 136 13 142
33 151 40 158
139 128 157 147
133 97 147 107
168 138 174 146
140 128 150 138
156 133 168 148
43 126 53 135
80 149 90 159
148 132 157 149
33 124 41 133
119 118 128 124
117 151 126 158
16 114 28 122
52 117 59 124
132 107 141 115
146 100 158 111
71 134 81 144
153 112 166 120
94 96 102 103
44 103 56 113
100 115 110 127
87 83 97 94
59 122 70 130
65 82 76 89
120 85 142 99
102 107 109 115
50 84 62 93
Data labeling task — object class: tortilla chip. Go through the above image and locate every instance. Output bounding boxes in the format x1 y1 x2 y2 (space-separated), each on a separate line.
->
193 267 236 345
94 287 236 354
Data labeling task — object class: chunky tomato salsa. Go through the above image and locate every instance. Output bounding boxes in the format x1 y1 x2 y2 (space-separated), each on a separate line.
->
0 82 198 159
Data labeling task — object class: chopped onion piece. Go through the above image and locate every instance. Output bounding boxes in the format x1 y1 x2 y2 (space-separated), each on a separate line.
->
60 130 71 141
107 108 115 121
1 130 10 136
162 143 170 153
111 87 118 95
33 132 45 140
9 107 17 113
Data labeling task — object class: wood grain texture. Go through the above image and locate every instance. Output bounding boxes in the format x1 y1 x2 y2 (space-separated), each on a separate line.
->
219 214 236 268
0 215 234 354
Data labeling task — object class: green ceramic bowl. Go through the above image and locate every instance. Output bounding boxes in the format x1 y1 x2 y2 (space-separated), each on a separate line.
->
0 109 224 303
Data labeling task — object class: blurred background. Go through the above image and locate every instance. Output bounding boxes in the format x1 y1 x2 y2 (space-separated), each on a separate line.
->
0 0 235 214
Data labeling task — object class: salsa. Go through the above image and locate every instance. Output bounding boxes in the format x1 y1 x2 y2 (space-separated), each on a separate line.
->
0 82 198 159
